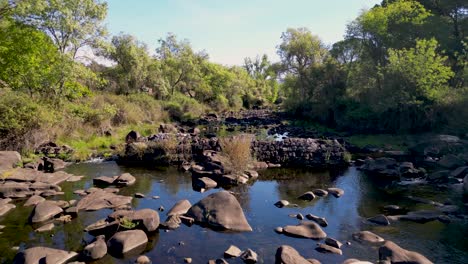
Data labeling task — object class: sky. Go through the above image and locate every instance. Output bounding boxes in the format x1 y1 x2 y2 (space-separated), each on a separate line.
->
105 0 381 65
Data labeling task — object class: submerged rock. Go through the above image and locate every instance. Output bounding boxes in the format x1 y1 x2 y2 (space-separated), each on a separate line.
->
13 247 78 264
379 241 433 264
187 191 252 232
275 245 310 264
282 221 327 239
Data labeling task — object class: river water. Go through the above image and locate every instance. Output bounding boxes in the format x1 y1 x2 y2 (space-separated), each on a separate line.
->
0 161 467 263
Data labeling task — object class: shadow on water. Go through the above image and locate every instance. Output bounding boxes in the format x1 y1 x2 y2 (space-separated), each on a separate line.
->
0 162 467 263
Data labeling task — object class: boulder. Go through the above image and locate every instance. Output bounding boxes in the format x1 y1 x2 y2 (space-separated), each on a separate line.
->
282 221 327 239
83 235 107 260
352 231 385 243
367 214 390 225
0 151 21 171
30 201 63 223
24 195 45 207
274 200 289 208
224 245 242 258
114 173 136 186
159 123 178 133
108 209 160 232
187 191 252 232
76 190 132 211
13 247 78 264
315 243 342 255
438 154 465 169
305 214 328 227
107 230 148 256
275 245 310 264
427 170 450 183
125 130 141 143
399 162 424 178
160 214 182 230
167 199 191 216
327 187 344 198
42 157 66 173
93 176 117 186
325 237 343 249
361 158 399 178
312 189 328 197
464 175 468 195
409 135 468 157
0 203 15 217
240 249 257 263
450 166 468 178
135 255 151 264
35 223 54 232
297 191 315 201
379 241 433 264
194 177 217 189
393 210 441 223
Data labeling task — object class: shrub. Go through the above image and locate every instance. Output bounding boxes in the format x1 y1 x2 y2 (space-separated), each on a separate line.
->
0 90 54 152
163 93 205 121
218 134 254 174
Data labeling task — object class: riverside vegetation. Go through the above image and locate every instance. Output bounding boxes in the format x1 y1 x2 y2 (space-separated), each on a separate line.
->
0 0 467 160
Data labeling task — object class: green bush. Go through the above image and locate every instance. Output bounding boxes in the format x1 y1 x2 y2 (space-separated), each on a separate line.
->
0 90 54 151
163 93 205 121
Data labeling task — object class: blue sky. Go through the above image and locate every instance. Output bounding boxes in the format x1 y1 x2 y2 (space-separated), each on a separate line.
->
105 0 381 65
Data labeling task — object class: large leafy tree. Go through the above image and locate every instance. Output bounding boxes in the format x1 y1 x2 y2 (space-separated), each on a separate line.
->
277 28 328 102
156 33 208 97
243 54 279 104
105 33 153 94
14 0 107 58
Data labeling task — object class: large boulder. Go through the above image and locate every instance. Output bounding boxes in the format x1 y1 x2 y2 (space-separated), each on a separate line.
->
24 195 46 207
76 190 132 211
282 221 327 239
13 247 77 264
275 245 310 264
108 209 160 232
30 201 63 223
0 151 21 171
0 203 15 216
379 241 433 264
42 157 66 173
187 191 252 232
107 230 148 256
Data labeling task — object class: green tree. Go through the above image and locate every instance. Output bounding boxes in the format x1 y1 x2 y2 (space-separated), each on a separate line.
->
244 54 279 104
156 33 208 97
14 0 107 58
277 28 328 103
105 33 152 94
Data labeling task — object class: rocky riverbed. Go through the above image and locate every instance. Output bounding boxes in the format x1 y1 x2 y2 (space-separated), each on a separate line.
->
1 111 468 263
